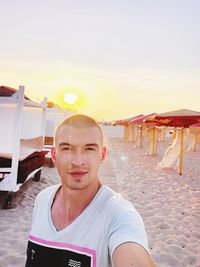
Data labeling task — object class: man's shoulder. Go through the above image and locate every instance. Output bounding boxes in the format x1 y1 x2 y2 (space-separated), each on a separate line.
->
36 184 60 202
101 185 136 214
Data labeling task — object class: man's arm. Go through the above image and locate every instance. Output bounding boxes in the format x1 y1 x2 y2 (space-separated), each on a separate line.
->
112 242 156 267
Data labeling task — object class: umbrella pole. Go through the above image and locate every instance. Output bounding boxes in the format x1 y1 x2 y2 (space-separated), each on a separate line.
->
124 126 127 140
132 125 135 143
129 125 131 142
152 127 155 156
140 126 142 147
194 134 197 151
179 128 184 175
147 129 150 155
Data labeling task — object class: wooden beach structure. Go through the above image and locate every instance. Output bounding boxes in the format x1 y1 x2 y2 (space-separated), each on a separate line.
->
0 86 47 208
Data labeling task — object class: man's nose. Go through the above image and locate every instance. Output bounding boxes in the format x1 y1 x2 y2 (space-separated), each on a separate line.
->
71 151 85 166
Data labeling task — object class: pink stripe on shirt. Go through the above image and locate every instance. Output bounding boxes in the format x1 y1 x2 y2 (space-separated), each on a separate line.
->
29 234 96 267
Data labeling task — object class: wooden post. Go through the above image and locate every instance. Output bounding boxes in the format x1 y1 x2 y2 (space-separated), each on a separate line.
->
11 86 24 191
152 127 155 156
132 125 135 143
41 97 47 146
179 128 184 175
123 126 126 139
127 125 131 142
194 134 197 151
171 127 177 144
140 126 142 148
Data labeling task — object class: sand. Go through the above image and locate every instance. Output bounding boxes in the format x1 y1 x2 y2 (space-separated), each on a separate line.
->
0 125 200 267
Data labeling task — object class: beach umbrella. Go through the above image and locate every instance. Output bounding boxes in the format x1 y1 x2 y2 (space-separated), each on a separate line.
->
145 109 200 174
113 114 143 141
113 114 143 126
145 109 200 127
128 113 156 125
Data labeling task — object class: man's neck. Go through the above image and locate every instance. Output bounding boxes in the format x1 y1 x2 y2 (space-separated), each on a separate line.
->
51 180 102 230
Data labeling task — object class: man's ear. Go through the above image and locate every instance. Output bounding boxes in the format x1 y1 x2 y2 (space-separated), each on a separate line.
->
101 147 106 161
51 147 56 164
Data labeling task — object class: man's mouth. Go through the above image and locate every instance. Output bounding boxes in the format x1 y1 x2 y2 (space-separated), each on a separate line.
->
68 171 88 178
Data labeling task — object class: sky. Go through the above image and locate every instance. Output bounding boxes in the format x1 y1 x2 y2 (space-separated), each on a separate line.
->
0 0 200 120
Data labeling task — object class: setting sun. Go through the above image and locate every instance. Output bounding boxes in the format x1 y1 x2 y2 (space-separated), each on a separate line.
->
64 92 78 105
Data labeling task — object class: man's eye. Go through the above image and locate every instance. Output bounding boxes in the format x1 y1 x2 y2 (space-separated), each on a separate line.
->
62 147 71 151
86 147 95 151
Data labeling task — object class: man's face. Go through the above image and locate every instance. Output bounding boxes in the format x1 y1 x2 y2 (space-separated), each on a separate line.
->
51 125 106 191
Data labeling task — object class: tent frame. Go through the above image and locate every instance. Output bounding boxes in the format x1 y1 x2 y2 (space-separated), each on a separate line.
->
0 86 47 192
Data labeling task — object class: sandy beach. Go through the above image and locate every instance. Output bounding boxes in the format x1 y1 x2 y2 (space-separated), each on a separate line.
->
0 126 200 267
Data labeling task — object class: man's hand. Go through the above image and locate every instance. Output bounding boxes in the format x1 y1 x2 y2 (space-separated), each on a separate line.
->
113 242 156 267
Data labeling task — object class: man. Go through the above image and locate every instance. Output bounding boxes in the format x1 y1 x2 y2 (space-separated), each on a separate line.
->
25 114 155 267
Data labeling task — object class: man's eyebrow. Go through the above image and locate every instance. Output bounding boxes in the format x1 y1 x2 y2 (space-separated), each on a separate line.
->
58 142 72 147
85 143 99 147
58 143 99 147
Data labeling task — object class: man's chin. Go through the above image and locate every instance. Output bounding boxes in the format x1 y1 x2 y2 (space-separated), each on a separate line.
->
67 180 90 191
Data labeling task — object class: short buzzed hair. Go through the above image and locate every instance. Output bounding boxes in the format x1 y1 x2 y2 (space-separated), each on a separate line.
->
55 114 104 145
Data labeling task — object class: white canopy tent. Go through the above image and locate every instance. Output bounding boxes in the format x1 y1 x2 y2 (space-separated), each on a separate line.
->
0 86 47 200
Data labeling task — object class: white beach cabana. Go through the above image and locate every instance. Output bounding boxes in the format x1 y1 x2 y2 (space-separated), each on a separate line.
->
0 86 47 207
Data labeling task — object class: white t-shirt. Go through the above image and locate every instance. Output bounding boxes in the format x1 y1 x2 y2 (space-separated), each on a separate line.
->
25 184 149 267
